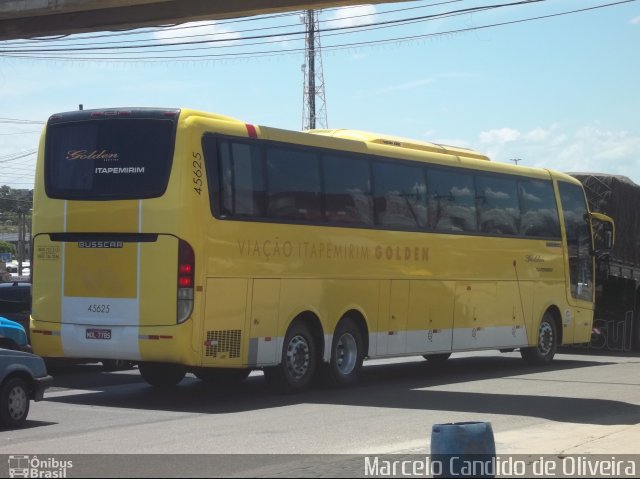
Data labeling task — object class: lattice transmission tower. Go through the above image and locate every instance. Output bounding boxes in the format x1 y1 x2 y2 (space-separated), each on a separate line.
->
301 9 328 131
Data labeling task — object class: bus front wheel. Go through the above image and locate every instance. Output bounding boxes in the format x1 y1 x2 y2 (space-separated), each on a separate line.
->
139 362 186 387
521 313 558 364
264 320 317 393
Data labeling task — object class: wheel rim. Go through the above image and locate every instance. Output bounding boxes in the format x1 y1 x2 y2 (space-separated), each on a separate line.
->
538 321 554 356
8 385 27 421
285 335 310 380
336 332 357 376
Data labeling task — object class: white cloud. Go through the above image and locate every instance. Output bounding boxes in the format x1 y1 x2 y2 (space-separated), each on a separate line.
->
476 124 640 184
524 127 549 142
325 5 377 29
631 16 640 24
152 21 241 46
479 128 521 145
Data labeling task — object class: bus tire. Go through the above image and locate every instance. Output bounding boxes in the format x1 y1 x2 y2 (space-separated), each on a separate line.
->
423 353 451 363
322 318 365 387
0 377 30 428
521 313 558 364
194 368 251 386
138 362 186 388
264 320 317 394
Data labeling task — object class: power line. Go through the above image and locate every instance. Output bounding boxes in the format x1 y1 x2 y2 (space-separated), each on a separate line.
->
3 0 631 63
0 150 37 163
0 1 545 54
2 0 631 62
4 1 540 53
0 130 41 135
2 0 470 49
0 117 45 124
2 0 467 46
0 5 504 58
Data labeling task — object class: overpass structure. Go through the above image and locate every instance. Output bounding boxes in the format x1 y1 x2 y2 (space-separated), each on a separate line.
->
0 0 406 41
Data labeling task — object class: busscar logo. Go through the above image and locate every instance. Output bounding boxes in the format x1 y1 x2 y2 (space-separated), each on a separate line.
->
78 241 123 249
8 455 73 478
66 150 119 161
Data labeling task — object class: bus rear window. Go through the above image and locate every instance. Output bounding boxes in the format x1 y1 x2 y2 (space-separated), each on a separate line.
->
45 118 175 200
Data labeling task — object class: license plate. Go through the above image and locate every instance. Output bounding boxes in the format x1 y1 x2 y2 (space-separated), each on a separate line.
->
86 328 111 340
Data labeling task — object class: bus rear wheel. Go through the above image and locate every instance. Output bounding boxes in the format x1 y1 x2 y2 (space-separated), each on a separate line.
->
264 320 317 393
322 318 364 387
521 313 558 364
139 362 186 387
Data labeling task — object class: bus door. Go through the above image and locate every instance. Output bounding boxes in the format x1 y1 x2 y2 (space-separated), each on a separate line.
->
557 182 595 343
376 280 409 356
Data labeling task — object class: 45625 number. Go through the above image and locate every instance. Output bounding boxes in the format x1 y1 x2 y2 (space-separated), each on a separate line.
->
88 304 111 314
193 152 203 195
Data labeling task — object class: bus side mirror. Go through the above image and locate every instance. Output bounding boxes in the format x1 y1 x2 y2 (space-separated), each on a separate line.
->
589 212 615 254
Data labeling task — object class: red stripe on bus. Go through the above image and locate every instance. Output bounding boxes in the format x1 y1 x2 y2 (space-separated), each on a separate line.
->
246 124 258 138
34 330 53 336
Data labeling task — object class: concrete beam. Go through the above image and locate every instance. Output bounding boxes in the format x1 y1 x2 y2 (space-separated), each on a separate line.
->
0 0 404 41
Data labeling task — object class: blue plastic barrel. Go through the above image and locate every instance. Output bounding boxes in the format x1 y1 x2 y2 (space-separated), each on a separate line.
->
431 421 496 478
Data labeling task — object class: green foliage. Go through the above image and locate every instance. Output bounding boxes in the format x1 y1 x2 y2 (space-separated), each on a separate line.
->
0 186 33 234
0 240 15 255
0 185 33 214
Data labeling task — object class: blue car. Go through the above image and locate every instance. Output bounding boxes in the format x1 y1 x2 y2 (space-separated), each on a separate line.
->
0 282 31 342
0 316 31 352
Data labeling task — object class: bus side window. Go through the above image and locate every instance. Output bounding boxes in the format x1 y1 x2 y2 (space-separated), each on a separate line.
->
518 179 561 238
476 174 520 236
266 146 322 222
373 160 427 229
230 143 265 217
428 167 477 233
203 136 265 219
558 182 593 301
323 154 373 225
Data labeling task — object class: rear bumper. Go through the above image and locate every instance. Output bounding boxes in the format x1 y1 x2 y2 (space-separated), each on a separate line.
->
31 318 196 365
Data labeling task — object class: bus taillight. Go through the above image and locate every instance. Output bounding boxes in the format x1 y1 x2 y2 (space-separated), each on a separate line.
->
177 239 195 324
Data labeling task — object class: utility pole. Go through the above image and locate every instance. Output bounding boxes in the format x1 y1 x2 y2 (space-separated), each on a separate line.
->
302 9 327 131
17 208 24 276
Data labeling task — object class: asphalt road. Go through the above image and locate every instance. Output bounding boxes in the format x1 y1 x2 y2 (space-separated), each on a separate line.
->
1 350 639 477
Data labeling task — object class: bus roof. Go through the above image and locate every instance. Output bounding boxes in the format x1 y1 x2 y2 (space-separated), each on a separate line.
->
183 109 569 183
306 129 490 162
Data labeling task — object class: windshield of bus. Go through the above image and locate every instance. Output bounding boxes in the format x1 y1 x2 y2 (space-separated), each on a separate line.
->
44 110 178 200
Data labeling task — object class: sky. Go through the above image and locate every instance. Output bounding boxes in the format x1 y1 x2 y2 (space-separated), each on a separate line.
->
0 0 639 190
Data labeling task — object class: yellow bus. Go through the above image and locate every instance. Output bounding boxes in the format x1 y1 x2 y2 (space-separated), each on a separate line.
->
30 107 613 392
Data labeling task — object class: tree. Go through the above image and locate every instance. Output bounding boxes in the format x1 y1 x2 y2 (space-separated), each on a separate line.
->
0 240 15 255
